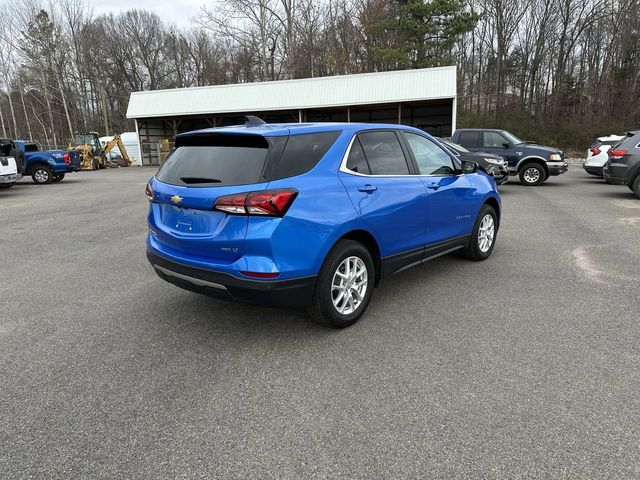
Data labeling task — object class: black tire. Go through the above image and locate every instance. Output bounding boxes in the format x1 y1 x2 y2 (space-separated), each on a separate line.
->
92 158 99 170
52 173 65 183
464 204 498 261
31 164 53 184
518 163 546 186
307 239 375 328
632 175 640 199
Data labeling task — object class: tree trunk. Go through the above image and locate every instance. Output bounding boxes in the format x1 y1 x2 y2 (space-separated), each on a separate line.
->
17 75 33 141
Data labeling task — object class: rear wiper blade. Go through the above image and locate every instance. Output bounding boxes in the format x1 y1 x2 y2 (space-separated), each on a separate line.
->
180 177 222 184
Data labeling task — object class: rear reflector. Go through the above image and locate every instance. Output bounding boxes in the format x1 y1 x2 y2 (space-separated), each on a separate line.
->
240 271 280 279
215 189 298 217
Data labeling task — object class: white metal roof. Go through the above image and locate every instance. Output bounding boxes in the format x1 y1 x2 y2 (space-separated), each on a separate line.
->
126 66 456 119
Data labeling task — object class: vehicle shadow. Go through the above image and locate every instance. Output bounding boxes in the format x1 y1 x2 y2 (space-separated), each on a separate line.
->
143 253 469 339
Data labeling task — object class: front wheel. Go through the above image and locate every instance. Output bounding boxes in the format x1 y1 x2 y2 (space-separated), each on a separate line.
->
519 163 546 186
464 205 498 261
52 173 65 183
32 165 52 184
307 240 374 328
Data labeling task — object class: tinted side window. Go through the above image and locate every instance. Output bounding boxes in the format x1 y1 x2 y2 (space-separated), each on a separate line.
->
272 131 340 180
358 131 410 175
483 132 506 148
345 138 370 174
458 131 481 148
404 133 456 176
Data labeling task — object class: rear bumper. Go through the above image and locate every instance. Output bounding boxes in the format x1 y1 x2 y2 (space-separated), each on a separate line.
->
147 250 317 307
583 165 604 176
0 173 21 184
57 164 80 173
547 161 568 176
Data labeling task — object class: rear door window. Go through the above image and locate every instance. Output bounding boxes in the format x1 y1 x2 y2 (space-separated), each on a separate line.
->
457 131 481 148
156 134 270 187
271 131 340 180
357 131 410 175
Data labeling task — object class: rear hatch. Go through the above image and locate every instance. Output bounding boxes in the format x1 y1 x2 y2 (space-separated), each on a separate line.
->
149 133 280 262
0 156 18 176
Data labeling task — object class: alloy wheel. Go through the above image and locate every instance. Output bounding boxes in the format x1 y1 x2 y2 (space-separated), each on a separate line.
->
478 214 495 253
331 256 368 315
34 169 49 183
523 167 541 184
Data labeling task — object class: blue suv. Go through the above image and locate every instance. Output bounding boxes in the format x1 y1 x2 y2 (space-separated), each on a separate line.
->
146 122 501 328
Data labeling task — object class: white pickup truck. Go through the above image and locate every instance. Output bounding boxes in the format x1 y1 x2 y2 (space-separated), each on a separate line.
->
0 156 22 188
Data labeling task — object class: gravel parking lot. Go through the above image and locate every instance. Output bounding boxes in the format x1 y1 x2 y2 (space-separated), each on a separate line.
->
1 167 639 479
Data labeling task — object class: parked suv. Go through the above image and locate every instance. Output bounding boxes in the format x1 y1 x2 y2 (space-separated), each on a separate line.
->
603 131 640 198
437 137 509 184
451 128 568 186
584 134 623 177
146 122 501 328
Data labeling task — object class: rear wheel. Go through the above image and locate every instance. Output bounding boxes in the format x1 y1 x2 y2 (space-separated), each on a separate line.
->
632 175 640 199
52 173 65 183
307 240 374 328
519 163 546 186
464 204 498 261
31 165 52 184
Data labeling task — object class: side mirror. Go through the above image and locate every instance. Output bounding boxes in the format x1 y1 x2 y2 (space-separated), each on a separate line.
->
461 160 479 174
502 142 511 149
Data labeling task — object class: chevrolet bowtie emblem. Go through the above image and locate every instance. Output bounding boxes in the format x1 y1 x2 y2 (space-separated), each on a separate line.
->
171 195 183 204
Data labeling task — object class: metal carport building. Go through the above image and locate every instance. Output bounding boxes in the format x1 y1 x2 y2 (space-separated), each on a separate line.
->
126 66 457 165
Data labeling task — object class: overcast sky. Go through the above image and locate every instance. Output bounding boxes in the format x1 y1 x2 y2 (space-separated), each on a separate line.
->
86 0 206 28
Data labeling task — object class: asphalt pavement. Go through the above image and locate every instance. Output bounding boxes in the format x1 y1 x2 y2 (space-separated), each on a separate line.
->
1 167 639 479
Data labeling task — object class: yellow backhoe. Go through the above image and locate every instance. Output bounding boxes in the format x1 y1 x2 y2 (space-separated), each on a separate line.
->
70 132 133 170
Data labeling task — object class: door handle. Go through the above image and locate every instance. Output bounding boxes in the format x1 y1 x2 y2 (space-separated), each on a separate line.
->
427 182 440 190
358 184 377 193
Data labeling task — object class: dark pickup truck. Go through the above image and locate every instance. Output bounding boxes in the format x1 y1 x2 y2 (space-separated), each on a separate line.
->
451 129 568 186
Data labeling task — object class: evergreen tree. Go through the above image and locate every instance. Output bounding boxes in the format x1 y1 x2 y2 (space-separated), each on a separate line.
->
373 0 478 69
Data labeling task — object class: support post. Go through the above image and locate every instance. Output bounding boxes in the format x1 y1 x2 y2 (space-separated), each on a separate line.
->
451 96 457 136
134 119 142 166
347 107 351 123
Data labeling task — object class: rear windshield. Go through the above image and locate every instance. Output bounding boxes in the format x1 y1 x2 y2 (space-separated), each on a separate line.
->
156 131 340 187
156 134 271 187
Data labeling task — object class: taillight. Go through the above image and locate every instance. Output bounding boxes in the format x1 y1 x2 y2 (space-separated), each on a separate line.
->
590 147 601 156
145 182 154 201
609 149 627 159
214 189 298 217
63 153 71 164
